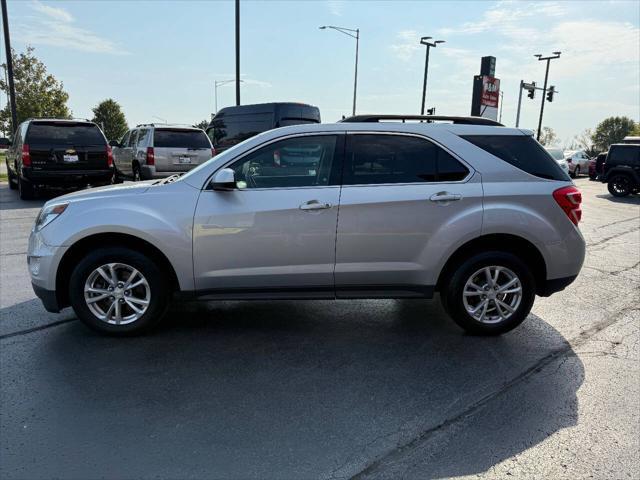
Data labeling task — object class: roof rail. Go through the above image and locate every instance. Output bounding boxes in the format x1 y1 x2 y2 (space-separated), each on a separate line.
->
339 114 503 126
27 117 93 123
135 123 196 128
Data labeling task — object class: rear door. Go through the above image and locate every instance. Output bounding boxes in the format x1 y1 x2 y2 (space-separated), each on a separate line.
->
152 129 213 172
112 130 131 174
24 122 109 172
334 132 482 297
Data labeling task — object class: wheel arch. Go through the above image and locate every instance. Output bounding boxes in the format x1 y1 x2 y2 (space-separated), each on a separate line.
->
436 233 547 294
55 232 181 309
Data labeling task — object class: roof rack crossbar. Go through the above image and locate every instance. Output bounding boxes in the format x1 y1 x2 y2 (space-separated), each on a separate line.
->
339 115 503 126
135 123 196 128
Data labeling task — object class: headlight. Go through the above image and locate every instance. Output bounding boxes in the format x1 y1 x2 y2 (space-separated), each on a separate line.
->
35 203 69 231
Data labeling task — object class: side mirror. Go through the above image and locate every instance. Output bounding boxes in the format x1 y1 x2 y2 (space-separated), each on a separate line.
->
108 139 121 148
210 168 236 190
0 137 11 148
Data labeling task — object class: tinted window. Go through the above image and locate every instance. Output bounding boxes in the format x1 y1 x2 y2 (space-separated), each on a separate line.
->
608 146 639 166
279 118 320 127
462 135 568 181
154 129 210 148
343 134 468 185
26 122 105 146
229 135 338 189
211 113 273 148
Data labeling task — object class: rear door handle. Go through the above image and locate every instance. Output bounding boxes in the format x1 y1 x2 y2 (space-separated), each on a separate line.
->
429 192 462 202
300 200 332 211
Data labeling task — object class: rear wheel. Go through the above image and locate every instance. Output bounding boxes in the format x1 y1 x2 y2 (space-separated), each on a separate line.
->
608 175 631 197
7 162 17 190
132 164 141 181
69 247 170 335
18 176 36 200
441 251 536 335
573 165 580 178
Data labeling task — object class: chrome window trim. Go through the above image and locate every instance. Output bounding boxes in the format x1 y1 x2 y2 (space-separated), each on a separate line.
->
342 131 475 187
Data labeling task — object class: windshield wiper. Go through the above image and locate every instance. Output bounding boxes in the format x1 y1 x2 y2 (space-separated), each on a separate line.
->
161 173 184 184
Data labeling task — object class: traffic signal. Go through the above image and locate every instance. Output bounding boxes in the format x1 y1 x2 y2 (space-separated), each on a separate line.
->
546 86 555 102
527 82 536 99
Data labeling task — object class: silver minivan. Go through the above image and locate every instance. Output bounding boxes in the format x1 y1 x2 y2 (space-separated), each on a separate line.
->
111 124 214 181
28 115 585 337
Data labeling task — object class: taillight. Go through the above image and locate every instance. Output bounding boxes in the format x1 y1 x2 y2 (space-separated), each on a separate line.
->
211 147 216 157
146 147 155 166
106 145 113 167
553 186 582 226
22 144 31 167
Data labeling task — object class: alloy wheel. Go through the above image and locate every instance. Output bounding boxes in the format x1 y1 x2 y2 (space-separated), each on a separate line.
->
462 266 522 324
84 263 150 325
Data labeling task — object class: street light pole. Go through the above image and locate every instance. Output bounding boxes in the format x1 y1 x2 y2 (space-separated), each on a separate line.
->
515 80 524 127
1 0 18 134
235 0 240 106
319 25 360 116
214 79 243 113
534 51 561 141
419 37 445 115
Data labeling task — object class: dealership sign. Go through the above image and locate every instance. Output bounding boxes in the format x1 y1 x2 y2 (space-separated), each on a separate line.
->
471 56 501 121
481 76 500 108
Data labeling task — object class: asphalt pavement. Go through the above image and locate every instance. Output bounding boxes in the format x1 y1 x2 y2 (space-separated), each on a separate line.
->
0 178 638 479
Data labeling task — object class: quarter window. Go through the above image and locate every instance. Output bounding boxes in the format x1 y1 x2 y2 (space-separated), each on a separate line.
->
343 134 468 185
229 135 338 189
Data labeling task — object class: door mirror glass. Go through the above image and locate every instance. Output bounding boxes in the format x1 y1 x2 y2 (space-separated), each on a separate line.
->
211 168 236 190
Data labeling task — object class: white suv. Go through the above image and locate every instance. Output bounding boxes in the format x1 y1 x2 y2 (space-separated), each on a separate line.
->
28 115 585 336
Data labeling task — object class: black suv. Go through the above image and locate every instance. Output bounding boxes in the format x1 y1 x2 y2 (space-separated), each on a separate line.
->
5 119 113 199
601 142 640 197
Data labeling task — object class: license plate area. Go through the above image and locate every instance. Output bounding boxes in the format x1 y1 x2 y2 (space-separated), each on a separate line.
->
63 154 79 163
177 156 191 164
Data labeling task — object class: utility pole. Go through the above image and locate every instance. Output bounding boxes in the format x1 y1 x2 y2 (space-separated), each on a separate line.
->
534 52 561 141
1 0 18 134
235 0 240 106
515 80 524 127
419 36 444 115
319 25 360 116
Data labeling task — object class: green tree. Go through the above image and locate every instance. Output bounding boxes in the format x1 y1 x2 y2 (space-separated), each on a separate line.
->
91 99 128 141
193 119 209 130
534 126 558 146
592 116 637 151
0 46 71 134
630 122 640 136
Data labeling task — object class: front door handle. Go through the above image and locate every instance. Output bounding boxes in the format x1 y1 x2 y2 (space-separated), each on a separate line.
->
429 192 462 202
300 200 332 211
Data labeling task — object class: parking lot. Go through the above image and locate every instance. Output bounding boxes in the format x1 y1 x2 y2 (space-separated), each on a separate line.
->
0 178 638 478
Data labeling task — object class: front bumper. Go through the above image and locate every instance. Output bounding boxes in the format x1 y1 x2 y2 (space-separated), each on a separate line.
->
28 228 67 311
537 275 578 297
32 283 60 313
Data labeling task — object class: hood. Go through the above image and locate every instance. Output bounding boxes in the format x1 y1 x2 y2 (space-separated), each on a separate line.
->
44 181 154 207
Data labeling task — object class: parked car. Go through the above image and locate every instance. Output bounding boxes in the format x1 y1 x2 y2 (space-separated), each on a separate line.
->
5 119 113 200
28 115 585 337
589 152 607 180
545 147 570 175
111 124 214 181
600 143 640 197
207 102 320 154
564 150 590 178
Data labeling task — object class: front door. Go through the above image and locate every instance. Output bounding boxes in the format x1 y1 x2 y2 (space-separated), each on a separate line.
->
334 132 483 297
193 133 343 296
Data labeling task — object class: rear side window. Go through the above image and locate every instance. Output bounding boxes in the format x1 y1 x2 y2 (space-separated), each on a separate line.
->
154 129 211 148
343 134 469 185
462 135 568 181
608 146 639 166
26 122 106 146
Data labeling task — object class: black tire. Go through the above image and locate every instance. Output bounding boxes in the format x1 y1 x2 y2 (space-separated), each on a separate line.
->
112 168 124 184
18 176 36 200
573 166 580 178
608 175 631 197
441 251 536 335
69 247 171 335
132 164 141 182
7 162 17 190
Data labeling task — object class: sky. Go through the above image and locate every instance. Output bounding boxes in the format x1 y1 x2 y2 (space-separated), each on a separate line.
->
1 0 639 145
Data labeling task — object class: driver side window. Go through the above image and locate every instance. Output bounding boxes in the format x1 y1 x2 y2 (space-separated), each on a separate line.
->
228 135 339 189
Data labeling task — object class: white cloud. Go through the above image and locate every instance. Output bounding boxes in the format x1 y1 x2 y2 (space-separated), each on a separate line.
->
15 1 129 55
390 30 422 62
327 0 344 17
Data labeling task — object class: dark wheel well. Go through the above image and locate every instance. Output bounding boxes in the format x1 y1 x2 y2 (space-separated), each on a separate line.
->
436 234 547 294
56 233 180 309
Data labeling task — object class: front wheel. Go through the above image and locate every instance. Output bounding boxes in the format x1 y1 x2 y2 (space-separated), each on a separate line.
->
69 247 171 335
132 164 141 182
608 175 631 197
441 252 536 335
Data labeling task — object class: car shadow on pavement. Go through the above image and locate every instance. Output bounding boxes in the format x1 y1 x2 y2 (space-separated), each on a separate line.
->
0 297 584 479
596 193 640 204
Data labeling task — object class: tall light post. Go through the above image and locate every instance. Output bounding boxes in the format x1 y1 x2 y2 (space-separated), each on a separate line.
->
214 79 243 113
1 0 18 134
419 36 444 115
319 25 359 116
534 51 561 141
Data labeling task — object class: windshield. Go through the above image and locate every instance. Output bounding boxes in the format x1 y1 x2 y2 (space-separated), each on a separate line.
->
178 139 251 183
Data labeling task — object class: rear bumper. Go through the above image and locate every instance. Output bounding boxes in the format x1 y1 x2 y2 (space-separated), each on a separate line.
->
537 275 578 297
32 283 60 313
23 168 113 186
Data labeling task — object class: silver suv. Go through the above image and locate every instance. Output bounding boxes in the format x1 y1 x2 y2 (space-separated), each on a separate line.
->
111 124 214 181
28 115 585 336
